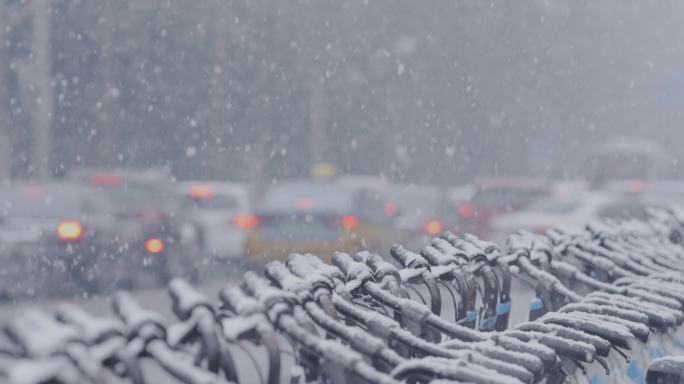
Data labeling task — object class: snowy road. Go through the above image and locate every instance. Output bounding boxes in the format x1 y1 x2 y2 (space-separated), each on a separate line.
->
0 262 248 323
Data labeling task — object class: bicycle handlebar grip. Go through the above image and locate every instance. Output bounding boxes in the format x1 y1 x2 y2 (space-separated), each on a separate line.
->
392 356 524 384
463 233 500 256
587 221 613 239
431 238 462 258
506 234 533 256
421 245 459 267
56 304 124 343
168 279 212 320
585 293 677 330
491 334 557 370
113 292 165 333
560 303 649 326
220 286 264 316
365 252 402 282
550 260 579 278
541 312 635 349
6 309 80 357
646 356 684 384
390 244 429 269
299 253 346 281
265 261 305 292
351 250 371 262
332 252 373 283
242 270 272 297
451 238 487 262
286 254 337 291
567 311 650 343
243 271 298 308
505 330 595 363
439 231 460 246
515 322 612 357
286 253 315 275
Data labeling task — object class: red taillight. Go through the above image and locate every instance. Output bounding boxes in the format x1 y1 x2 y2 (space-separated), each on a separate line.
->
458 204 477 220
19 186 46 198
144 238 165 254
189 185 215 199
296 198 315 210
423 219 444 237
627 180 645 193
340 215 359 231
232 214 260 230
384 202 400 217
89 174 122 187
57 221 84 242
134 209 167 223
533 225 552 235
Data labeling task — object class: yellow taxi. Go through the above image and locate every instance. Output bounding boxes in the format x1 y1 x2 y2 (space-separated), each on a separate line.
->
245 179 405 264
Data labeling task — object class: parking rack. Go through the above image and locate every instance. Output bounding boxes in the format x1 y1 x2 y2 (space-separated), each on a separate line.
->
3 208 684 383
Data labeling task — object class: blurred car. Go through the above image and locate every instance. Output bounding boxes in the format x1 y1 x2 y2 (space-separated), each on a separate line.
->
337 174 388 191
603 179 684 201
245 179 403 263
489 192 655 244
455 178 551 238
66 169 201 283
377 184 456 249
337 174 399 224
0 182 133 298
177 181 251 259
339 176 409 251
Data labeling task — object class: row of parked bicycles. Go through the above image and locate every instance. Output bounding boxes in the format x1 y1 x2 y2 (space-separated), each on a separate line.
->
2 207 684 383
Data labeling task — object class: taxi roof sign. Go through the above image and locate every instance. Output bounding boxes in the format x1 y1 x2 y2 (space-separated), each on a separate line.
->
310 163 336 180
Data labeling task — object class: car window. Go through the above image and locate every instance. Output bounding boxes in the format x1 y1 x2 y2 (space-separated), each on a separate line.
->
528 199 581 215
258 183 353 214
387 190 443 220
0 186 108 219
356 189 395 223
186 195 239 211
472 189 547 210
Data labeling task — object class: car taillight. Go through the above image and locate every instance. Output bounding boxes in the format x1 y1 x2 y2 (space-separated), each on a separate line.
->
232 214 260 230
19 186 46 198
384 202 400 217
89 174 122 187
423 219 444 237
189 185 215 199
57 221 84 242
340 215 359 231
458 204 477 220
533 225 552 235
296 198 315 210
144 238 165 254
135 209 167 223
627 180 646 193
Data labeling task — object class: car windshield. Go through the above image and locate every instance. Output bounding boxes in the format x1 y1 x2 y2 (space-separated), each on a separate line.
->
258 182 352 214
0 185 108 219
472 189 547 210
386 188 444 219
187 195 239 211
104 186 166 212
527 198 582 215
